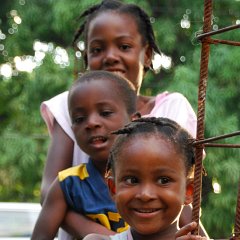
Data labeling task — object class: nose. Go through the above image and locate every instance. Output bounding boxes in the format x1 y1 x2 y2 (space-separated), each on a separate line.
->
86 114 101 129
135 184 157 202
103 47 119 66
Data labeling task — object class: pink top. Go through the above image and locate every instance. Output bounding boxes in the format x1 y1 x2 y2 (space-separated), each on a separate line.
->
146 91 196 137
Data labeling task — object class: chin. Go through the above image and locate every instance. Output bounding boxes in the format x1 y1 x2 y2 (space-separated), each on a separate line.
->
133 225 160 236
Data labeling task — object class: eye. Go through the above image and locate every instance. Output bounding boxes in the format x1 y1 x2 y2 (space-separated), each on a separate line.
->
72 116 85 124
120 44 131 51
124 176 138 185
158 177 171 185
100 110 114 117
90 46 102 55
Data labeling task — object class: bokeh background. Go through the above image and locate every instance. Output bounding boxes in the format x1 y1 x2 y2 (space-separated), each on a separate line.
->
0 0 239 238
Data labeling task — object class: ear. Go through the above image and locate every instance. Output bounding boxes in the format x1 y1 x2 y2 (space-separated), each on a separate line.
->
144 44 153 69
184 179 194 205
131 112 141 121
107 176 116 199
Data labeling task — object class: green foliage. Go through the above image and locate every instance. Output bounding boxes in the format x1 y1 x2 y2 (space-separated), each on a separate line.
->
0 0 239 238
0 129 48 201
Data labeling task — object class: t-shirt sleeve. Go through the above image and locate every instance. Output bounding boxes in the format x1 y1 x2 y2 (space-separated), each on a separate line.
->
40 91 75 140
58 165 87 212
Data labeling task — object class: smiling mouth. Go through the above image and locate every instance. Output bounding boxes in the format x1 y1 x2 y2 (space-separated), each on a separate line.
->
105 69 125 75
134 208 161 213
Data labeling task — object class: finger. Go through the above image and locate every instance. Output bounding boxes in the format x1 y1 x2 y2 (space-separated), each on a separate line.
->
176 235 208 240
175 222 198 237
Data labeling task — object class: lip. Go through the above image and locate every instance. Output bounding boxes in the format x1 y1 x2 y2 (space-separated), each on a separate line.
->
132 208 163 219
104 68 126 76
88 135 108 149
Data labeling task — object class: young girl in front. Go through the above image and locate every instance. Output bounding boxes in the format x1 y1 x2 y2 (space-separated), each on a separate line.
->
32 70 138 239
84 117 209 240
40 0 206 238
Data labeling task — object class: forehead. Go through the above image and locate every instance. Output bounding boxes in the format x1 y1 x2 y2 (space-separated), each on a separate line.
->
87 11 142 42
70 79 124 103
116 134 185 171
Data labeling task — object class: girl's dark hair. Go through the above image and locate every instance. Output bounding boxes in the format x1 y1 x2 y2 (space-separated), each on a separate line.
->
68 70 137 115
107 117 195 177
72 0 161 72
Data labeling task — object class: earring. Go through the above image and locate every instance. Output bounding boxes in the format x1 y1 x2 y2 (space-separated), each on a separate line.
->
107 176 116 194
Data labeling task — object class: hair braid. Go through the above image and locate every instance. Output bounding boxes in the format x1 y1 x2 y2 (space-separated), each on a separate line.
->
107 117 196 177
72 4 102 47
72 0 123 47
137 7 161 55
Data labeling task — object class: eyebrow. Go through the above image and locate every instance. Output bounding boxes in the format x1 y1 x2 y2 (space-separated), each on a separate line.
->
89 35 136 43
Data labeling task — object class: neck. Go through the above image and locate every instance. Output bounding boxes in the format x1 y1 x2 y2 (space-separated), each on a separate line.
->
136 95 155 116
91 160 107 177
130 222 178 240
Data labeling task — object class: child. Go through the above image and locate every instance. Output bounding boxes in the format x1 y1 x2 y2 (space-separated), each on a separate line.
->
32 70 138 239
40 0 205 238
83 117 209 240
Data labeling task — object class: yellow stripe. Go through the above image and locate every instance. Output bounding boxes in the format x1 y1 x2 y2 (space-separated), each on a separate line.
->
58 164 89 181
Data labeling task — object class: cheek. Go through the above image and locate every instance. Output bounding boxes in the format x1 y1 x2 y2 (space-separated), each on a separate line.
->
72 126 84 143
167 184 187 204
114 190 130 213
88 56 102 70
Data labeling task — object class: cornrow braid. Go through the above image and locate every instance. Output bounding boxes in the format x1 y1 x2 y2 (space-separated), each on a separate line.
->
133 5 161 54
72 3 102 47
112 117 177 135
107 117 195 177
72 0 122 47
72 0 161 72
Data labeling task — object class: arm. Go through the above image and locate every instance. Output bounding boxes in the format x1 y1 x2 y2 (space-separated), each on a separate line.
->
175 222 210 240
62 211 115 238
40 119 74 203
180 205 209 238
32 178 68 240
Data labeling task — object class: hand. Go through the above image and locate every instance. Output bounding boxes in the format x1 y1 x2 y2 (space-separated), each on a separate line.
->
175 222 210 240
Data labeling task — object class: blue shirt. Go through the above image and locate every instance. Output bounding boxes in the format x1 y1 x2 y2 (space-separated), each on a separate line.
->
58 160 128 232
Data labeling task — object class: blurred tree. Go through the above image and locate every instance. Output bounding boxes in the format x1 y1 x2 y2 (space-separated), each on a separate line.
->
0 0 239 238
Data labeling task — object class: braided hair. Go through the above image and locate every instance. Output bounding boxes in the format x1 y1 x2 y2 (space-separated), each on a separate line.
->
72 0 161 72
107 117 195 178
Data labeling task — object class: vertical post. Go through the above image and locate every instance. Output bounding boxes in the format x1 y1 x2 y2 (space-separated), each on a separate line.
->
232 180 240 239
192 0 213 235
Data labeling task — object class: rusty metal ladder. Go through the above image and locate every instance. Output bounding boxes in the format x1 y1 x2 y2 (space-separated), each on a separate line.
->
191 0 240 239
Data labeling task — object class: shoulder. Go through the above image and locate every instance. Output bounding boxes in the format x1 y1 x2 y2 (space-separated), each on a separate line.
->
154 91 194 111
151 91 194 114
58 164 89 182
83 233 110 240
40 91 71 134
155 91 189 103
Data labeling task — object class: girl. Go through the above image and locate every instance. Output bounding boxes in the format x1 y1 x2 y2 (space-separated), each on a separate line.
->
83 117 208 240
32 70 138 239
40 0 204 238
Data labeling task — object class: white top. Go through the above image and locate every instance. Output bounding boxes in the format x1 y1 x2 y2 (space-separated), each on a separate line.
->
40 90 197 240
109 229 133 240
